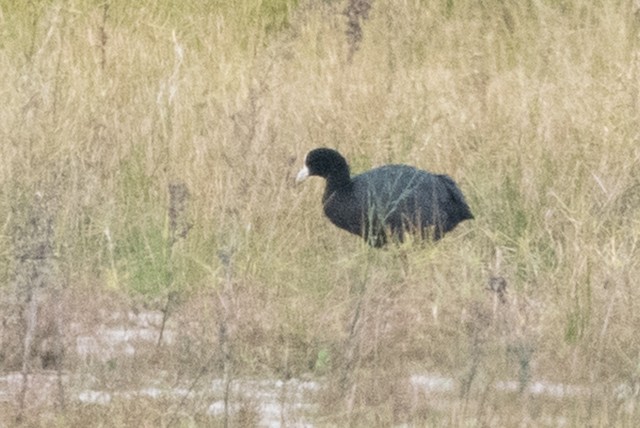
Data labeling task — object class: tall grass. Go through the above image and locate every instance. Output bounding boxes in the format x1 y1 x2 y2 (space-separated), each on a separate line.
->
1 0 639 425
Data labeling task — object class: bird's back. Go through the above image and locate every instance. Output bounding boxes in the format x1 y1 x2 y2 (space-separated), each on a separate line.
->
353 165 471 242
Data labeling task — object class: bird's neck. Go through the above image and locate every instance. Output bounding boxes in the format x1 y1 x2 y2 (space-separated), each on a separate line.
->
323 172 352 200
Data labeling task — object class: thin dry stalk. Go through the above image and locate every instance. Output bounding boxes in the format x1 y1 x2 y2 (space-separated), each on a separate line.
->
342 297 365 421
217 249 235 428
51 290 66 411
344 0 373 63
167 180 191 249
339 261 372 421
51 10 66 126
99 1 109 71
157 291 178 348
11 191 64 421
25 0 40 63
157 181 191 348
17 284 38 423
166 249 233 427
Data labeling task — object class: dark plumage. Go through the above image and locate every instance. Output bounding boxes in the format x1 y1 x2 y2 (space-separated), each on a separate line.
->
296 148 473 247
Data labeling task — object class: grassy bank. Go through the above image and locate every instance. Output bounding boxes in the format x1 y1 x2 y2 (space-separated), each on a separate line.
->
1 0 639 425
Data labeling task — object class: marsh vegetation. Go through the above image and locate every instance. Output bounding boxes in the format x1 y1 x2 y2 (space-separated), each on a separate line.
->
1 0 639 425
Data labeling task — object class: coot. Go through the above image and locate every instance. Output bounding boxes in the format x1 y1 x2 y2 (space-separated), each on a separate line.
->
296 148 473 247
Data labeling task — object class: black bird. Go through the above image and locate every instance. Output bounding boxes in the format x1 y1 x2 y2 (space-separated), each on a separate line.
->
296 148 473 247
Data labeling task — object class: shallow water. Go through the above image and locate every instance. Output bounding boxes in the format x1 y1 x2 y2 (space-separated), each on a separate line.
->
1 370 608 427
2 310 635 426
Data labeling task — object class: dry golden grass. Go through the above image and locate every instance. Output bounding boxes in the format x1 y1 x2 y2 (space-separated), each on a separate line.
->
1 0 640 425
